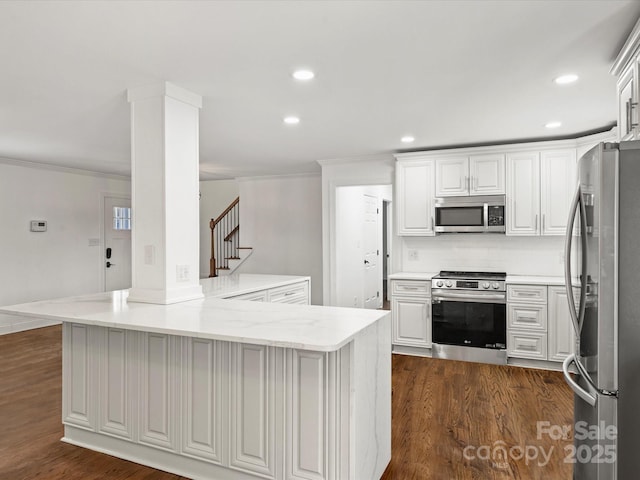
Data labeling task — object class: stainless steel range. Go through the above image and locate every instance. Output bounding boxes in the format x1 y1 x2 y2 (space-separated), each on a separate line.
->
431 271 507 365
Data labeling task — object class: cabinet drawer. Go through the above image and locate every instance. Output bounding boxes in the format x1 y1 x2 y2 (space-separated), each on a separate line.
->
507 331 547 360
391 280 430 297
508 303 547 331
268 282 309 304
507 285 547 303
228 291 268 302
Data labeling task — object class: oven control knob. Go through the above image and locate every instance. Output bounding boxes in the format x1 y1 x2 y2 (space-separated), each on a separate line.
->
482 282 490 289
436 280 443 287
491 282 500 289
445 281 453 288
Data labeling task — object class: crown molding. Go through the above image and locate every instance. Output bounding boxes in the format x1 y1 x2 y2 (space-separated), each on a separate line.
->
0 156 130 181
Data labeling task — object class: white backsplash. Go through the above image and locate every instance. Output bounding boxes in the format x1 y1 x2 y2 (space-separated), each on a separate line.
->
400 234 566 276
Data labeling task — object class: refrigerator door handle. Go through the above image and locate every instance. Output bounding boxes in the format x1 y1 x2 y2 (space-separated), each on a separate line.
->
564 186 582 335
577 193 589 331
563 354 597 407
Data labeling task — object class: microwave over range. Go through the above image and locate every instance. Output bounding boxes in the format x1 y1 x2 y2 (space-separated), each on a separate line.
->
434 195 505 233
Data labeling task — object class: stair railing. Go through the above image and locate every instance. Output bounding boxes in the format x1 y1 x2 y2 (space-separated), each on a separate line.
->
209 197 240 277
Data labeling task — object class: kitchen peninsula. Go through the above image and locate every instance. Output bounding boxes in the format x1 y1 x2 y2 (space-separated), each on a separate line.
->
0 274 391 480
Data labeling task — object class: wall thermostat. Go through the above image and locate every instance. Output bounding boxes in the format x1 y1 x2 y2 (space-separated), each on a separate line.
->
30 220 47 232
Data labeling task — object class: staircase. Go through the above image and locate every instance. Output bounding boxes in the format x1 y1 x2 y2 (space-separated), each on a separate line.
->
209 197 252 277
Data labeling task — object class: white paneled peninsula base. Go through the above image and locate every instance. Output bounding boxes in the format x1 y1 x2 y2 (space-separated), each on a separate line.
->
1 290 391 480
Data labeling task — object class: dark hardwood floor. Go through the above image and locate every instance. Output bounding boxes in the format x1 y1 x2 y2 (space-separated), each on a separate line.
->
0 326 572 480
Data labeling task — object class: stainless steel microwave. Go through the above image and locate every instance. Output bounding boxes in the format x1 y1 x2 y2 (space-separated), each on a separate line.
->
434 195 505 233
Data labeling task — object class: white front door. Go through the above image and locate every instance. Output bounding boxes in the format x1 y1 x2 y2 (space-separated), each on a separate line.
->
363 194 381 309
104 196 132 291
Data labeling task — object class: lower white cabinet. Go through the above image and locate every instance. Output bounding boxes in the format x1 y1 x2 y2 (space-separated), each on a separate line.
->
226 280 310 305
62 321 385 480
391 279 431 349
547 286 577 362
138 332 179 452
230 343 278 478
182 337 223 464
62 323 98 431
98 328 136 441
507 283 576 363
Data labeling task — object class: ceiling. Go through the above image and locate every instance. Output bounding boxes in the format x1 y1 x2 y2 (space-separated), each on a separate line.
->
1 1 639 180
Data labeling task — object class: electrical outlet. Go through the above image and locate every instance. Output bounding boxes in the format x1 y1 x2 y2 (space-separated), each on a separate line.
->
408 249 419 261
176 264 190 282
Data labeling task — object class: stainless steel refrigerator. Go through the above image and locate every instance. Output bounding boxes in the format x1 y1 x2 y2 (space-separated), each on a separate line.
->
563 141 640 479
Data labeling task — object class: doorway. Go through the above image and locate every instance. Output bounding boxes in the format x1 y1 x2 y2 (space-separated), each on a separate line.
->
335 185 392 309
103 195 132 291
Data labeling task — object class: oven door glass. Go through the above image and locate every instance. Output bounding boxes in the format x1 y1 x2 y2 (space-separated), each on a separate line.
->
436 206 484 227
432 299 506 349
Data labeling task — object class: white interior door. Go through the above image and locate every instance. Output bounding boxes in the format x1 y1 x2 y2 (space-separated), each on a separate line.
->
104 196 132 291
363 194 381 309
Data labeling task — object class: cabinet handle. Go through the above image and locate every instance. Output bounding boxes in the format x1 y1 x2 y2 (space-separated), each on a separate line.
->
518 344 538 351
518 316 538 322
535 214 538 231
542 214 545 232
517 292 538 297
403 287 419 290
431 216 434 231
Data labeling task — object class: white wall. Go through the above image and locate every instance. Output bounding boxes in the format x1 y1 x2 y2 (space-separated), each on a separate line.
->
0 160 130 334
237 174 323 305
335 185 391 308
198 179 239 278
399 234 566 276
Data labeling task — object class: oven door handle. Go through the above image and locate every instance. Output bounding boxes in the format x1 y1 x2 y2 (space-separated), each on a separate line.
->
432 292 506 304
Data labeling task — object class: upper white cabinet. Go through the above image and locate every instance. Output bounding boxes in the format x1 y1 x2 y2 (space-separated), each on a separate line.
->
506 151 540 235
612 17 640 141
395 158 435 236
435 154 505 197
617 63 637 141
540 149 577 235
506 148 576 236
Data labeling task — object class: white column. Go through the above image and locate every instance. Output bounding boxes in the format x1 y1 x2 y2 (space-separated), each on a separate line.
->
126 82 204 304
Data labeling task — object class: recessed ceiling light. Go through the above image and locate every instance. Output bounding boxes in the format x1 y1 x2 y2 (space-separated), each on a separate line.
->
283 116 300 125
554 74 579 85
292 70 315 81
545 121 562 129
401 136 415 143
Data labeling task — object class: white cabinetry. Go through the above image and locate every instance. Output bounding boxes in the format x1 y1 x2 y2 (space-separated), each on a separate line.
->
62 320 387 480
138 332 179 451
612 17 640 141
226 279 310 305
507 285 548 360
617 62 637 141
506 148 576 236
507 283 576 364
540 149 577 235
506 152 540 235
547 286 576 362
182 337 223 464
62 323 98 431
435 154 505 197
98 328 136 441
391 279 431 348
395 158 435 236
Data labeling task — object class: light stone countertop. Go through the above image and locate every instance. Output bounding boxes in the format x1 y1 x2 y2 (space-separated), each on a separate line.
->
388 272 438 281
0 289 389 352
199 273 310 298
506 275 567 286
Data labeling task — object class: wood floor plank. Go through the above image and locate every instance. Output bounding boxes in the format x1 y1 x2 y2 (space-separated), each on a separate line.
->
0 326 572 479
